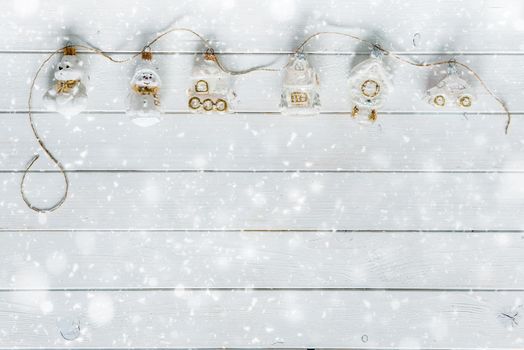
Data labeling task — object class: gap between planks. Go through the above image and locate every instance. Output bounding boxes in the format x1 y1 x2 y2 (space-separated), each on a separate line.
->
1 111 522 115
4 170 524 174
0 348 491 350
2 287 524 292
1 229 523 233
5 50 524 56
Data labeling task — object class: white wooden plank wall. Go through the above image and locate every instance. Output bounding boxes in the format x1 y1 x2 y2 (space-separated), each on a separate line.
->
1 0 524 349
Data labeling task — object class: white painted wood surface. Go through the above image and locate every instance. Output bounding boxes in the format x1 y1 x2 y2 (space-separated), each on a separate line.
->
2 114 520 171
1 0 524 348
0 290 523 349
2 231 524 290
4 172 524 230
2 0 524 53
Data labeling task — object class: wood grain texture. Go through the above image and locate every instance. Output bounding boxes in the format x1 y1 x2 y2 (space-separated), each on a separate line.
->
0 53 520 112
1 0 523 53
2 231 524 290
1 114 520 171
3 172 524 231
1 1 523 349
0 290 522 349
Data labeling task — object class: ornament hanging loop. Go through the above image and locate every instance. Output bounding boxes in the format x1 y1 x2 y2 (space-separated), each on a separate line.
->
141 45 153 61
63 45 77 56
204 48 217 62
447 59 458 75
371 44 385 58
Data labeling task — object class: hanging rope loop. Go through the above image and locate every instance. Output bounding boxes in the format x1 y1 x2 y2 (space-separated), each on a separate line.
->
20 154 69 213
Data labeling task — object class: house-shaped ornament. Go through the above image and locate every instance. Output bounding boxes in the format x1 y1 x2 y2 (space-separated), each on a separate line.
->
426 62 474 108
348 47 392 122
187 50 235 113
280 53 321 115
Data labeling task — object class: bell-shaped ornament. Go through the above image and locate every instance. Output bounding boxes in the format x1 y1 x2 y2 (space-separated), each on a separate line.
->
348 47 392 122
280 53 321 115
187 50 235 113
426 61 474 109
43 46 88 117
126 50 162 127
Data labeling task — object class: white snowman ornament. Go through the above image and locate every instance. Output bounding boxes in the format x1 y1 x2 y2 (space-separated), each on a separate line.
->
348 46 392 122
126 50 162 127
43 46 88 117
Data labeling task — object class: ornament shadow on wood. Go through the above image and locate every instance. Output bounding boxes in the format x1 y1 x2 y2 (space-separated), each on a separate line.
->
126 50 163 127
187 49 236 113
348 46 393 122
280 53 321 115
426 60 475 109
43 46 88 117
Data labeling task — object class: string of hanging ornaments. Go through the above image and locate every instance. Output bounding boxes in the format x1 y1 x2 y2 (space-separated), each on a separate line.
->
20 28 511 213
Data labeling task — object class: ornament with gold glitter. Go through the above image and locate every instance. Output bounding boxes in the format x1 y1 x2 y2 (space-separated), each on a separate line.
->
280 53 321 115
187 50 235 113
347 47 392 122
426 61 474 109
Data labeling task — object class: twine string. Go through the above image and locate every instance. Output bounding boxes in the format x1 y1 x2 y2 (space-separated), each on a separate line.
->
21 47 71 213
21 29 210 212
21 44 143 213
21 28 511 213
294 31 511 133
144 28 281 75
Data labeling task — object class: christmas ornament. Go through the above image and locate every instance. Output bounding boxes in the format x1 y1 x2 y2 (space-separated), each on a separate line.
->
280 53 321 115
426 61 474 109
348 46 392 122
126 50 162 127
43 46 88 117
187 50 235 113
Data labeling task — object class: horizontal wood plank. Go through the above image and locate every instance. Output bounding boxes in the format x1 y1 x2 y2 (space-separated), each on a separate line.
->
2 231 524 290
1 114 520 171
0 289 522 349
0 0 522 53
3 172 524 230
3 1 524 349
1 53 520 113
